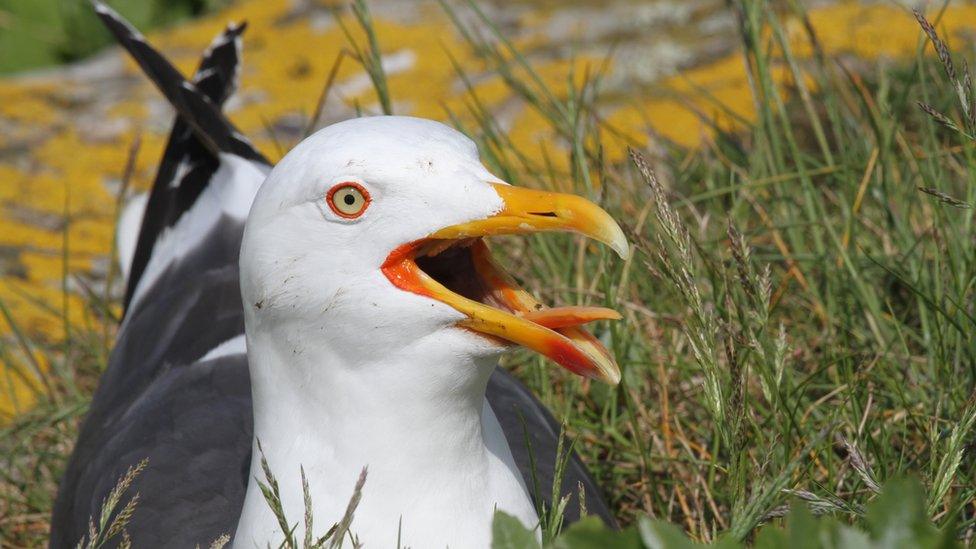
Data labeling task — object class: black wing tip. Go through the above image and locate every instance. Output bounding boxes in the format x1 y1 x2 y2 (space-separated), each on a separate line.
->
229 20 248 35
197 20 248 95
207 21 248 52
91 0 266 162
91 0 137 32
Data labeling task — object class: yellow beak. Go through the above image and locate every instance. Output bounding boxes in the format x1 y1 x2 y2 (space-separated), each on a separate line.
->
431 183 631 261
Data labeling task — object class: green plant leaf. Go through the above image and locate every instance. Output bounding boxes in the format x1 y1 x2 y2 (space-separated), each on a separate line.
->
784 504 820 549
865 477 944 548
754 504 871 549
492 511 541 549
636 517 699 549
551 516 643 549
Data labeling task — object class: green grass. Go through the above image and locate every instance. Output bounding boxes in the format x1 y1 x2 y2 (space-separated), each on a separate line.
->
0 0 228 74
493 476 959 548
439 0 976 543
3 0 976 547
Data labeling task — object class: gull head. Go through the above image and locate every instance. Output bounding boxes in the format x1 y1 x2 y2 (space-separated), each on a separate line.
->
240 115 629 385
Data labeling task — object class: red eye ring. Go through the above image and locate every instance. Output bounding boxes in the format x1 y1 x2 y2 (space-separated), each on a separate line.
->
326 181 371 219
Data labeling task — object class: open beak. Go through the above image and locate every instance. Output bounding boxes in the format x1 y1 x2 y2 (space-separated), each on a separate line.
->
382 183 630 384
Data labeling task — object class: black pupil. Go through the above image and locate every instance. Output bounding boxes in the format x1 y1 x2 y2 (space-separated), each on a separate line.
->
343 192 356 206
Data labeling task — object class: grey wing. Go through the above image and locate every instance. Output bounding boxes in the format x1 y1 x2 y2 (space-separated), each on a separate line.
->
49 7 263 547
49 229 255 547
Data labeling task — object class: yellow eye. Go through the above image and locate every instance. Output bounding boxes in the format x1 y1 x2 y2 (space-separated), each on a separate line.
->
327 182 371 219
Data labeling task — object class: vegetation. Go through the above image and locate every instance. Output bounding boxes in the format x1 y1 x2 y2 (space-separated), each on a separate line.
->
2 0 976 547
0 0 229 74
494 477 960 548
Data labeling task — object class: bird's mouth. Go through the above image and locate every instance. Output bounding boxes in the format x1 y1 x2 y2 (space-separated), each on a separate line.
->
382 183 629 384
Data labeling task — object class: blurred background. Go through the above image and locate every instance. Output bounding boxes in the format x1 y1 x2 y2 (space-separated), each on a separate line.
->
0 1 230 74
5 0 974 415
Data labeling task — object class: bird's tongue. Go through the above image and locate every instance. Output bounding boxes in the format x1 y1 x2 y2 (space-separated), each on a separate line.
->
520 306 621 329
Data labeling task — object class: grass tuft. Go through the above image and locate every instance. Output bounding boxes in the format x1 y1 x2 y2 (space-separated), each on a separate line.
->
73 458 147 549
255 440 367 549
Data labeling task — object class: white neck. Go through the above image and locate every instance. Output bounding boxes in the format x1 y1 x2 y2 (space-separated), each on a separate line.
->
233 319 538 548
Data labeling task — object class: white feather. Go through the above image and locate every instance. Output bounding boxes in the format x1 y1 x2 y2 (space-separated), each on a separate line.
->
200 334 247 362
116 192 148 286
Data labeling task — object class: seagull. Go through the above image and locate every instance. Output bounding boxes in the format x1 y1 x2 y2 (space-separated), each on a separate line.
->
51 4 630 548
